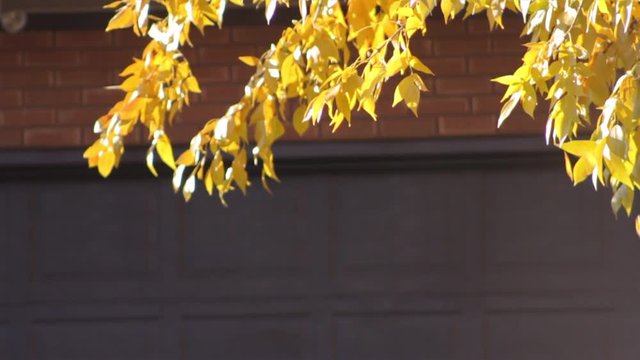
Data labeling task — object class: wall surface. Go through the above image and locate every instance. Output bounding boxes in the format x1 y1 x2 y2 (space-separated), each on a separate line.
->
0 15 545 150
1 153 639 359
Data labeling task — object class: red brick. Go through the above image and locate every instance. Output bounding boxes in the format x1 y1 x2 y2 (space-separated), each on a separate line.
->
55 30 112 48
231 64 255 83
1 109 55 127
82 88 123 106
0 52 21 67
55 69 110 87
468 55 521 74
24 89 80 107
165 124 201 144
24 127 82 147
200 84 244 103
112 31 148 47
0 32 53 49
410 38 432 57
181 48 199 64
191 27 231 45
435 77 492 95
231 26 285 44
491 35 527 54
467 14 524 35
0 90 22 107
426 18 466 37
57 108 106 125
80 48 136 69
438 115 497 136
82 126 97 146
190 65 230 83
0 128 22 147
424 57 466 75
198 45 257 64
319 117 378 140
379 117 437 138
472 94 503 113
177 104 230 124
376 99 416 117
434 37 491 56
24 50 79 67
421 97 470 114
0 70 53 87
497 108 546 134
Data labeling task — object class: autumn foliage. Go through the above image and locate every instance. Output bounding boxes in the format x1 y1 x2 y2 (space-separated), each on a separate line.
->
85 0 640 233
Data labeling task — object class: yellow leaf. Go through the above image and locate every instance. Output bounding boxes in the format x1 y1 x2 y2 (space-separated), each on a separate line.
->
172 165 185 193
393 74 422 116
409 57 434 75
360 96 377 120
185 76 201 93
386 52 407 78
335 92 352 124
498 93 520 127
232 149 249 194
304 96 326 124
561 140 597 157
182 174 196 202
176 149 196 166
120 60 143 77
606 155 633 189
492 75 519 86
610 184 634 216
120 75 140 92
572 157 594 184
146 149 158 177
635 216 640 237
103 1 122 9
156 133 176 170
292 104 309 136
406 16 424 37
265 0 277 24
106 7 134 31
564 152 573 181
281 55 302 86
204 162 215 195
239 56 260 67
98 150 116 178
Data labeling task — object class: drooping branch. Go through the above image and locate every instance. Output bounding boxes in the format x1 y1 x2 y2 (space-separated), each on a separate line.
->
88 0 640 235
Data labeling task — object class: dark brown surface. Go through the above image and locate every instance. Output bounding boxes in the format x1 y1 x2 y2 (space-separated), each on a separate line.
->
0 140 638 359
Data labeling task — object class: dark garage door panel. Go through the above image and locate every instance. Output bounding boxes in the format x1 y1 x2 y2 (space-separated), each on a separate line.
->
1 158 639 359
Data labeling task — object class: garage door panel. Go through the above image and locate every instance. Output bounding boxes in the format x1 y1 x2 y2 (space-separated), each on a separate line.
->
331 171 482 293
482 169 611 293
178 182 320 274
485 310 611 360
484 170 605 267
28 182 160 281
174 178 329 297
0 189 13 304
0 321 7 359
333 312 458 360
0 190 8 282
181 314 312 360
32 316 161 360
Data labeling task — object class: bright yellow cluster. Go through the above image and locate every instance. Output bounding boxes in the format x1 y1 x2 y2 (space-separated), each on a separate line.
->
87 0 640 234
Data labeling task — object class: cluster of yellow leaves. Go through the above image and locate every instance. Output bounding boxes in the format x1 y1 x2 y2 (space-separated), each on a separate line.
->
89 0 640 234
492 0 640 233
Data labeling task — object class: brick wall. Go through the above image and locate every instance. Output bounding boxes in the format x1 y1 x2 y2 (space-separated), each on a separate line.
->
0 15 545 149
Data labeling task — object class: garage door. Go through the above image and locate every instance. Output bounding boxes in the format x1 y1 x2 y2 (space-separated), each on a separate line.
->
1 141 639 359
